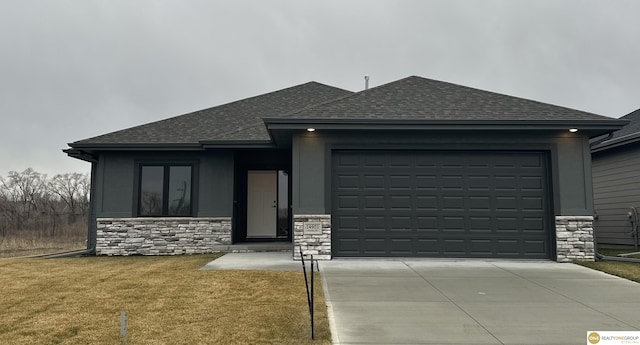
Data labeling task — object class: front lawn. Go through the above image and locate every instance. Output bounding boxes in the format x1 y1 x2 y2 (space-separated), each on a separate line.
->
0 254 329 345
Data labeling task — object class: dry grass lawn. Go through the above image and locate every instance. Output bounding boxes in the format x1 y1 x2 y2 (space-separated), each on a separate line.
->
576 248 640 284
0 233 86 258
0 254 330 345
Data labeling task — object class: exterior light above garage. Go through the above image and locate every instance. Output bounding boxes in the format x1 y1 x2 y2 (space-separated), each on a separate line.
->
569 128 578 133
307 128 316 132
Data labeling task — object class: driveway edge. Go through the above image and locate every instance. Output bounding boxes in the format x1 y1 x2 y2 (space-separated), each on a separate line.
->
320 266 340 345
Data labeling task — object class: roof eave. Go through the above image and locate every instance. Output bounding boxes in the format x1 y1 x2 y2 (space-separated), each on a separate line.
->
63 148 98 163
199 140 275 149
263 118 627 134
67 142 205 151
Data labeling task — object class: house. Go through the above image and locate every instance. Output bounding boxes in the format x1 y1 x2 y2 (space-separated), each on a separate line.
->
591 108 640 248
65 76 627 262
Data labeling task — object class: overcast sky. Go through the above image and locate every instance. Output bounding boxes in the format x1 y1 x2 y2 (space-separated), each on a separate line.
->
1 0 639 176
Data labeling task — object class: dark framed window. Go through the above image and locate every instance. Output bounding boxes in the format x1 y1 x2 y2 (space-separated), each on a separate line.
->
139 164 193 216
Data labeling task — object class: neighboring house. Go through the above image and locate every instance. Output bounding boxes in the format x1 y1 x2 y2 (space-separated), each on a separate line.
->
591 108 640 248
65 76 626 262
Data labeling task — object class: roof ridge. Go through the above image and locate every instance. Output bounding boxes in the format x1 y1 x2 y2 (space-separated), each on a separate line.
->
289 75 609 120
275 76 411 119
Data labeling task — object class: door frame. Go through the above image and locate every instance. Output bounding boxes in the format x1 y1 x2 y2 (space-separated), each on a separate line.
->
232 150 292 243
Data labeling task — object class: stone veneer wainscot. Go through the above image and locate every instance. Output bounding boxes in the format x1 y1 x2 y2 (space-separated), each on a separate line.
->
555 216 594 262
96 217 231 256
294 214 331 260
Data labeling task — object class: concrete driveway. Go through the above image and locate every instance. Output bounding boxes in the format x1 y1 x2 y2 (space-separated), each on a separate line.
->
320 259 640 345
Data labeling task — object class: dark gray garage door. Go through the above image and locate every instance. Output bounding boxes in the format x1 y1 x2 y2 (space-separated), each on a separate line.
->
331 150 552 258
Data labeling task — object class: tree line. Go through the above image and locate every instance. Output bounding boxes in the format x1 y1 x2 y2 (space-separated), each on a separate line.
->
0 168 90 237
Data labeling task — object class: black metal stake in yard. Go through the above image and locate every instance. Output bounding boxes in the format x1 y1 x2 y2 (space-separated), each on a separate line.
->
310 254 315 339
300 249 314 339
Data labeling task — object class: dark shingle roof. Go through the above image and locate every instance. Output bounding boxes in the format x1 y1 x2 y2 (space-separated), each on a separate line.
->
70 82 353 146
285 76 612 121
610 108 640 140
71 75 621 149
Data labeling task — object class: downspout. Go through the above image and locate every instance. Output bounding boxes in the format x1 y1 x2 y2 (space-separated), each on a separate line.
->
86 159 98 255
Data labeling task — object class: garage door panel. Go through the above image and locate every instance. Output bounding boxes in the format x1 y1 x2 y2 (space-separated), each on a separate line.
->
390 216 412 230
332 150 552 259
336 238 360 254
415 175 438 189
363 195 385 210
522 197 544 210
442 216 465 230
363 216 385 230
469 196 490 210
337 195 359 209
523 217 545 232
469 217 492 231
469 240 493 255
416 216 439 230
336 215 360 229
338 174 359 188
362 175 385 189
416 196 438 210
363 155 386 167
522 176 544 190
390 196 412 209
523 241 547 256
495 196 518 211
442 175 465 190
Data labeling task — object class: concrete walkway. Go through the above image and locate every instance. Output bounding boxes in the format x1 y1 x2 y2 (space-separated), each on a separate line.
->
203 253 640 344
320 259 640 345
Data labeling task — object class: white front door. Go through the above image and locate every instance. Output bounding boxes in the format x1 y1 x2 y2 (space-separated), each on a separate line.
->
247 170 277 238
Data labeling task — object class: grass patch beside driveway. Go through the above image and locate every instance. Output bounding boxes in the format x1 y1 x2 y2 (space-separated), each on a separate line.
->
576 248 640 284
0 254 329 345
577 260 640 284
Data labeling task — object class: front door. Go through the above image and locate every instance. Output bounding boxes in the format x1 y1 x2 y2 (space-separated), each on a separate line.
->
246 170 277 238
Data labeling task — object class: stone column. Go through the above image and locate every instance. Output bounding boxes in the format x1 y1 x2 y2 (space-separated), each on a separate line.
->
293 214 331 260
555 216 595 262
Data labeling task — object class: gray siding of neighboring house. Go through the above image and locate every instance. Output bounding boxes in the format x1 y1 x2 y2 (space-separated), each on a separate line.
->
93 151 234 219
292 131 594 217
592 142 640 247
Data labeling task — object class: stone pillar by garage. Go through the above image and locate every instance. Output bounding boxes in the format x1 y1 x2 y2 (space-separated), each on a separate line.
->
293 214 331 260
555 216 595 262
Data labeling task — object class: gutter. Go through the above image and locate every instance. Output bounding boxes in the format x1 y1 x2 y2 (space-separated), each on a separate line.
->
589 132 613 148
591 131 640 153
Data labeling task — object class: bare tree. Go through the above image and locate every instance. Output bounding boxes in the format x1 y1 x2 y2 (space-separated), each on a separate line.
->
0 169 90 238
0 169 47 230
50 173 89 224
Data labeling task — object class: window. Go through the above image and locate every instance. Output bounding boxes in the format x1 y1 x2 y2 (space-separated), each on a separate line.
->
139 164 193 216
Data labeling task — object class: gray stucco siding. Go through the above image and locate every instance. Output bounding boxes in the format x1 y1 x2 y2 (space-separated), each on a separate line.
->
96 153 134 218
93 151 234 218
197 152 234 217
555 135 594 215
292 135 327 215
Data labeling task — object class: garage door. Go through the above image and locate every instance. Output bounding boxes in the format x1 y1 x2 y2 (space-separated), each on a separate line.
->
331 150 552 258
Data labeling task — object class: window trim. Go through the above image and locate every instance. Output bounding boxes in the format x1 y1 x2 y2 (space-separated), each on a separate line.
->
134 161 198 217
